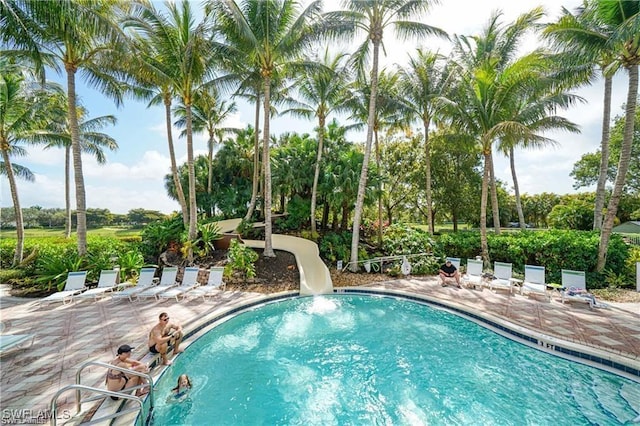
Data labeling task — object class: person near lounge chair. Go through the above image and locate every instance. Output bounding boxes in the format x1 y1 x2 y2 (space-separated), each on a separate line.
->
105 344 149 399
148 312 184 366
439 259 462 288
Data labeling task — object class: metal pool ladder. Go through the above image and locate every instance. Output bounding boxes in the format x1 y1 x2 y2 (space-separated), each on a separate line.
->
49 360 154 425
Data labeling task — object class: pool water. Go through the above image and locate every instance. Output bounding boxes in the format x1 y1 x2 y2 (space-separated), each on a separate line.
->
150 295 640 425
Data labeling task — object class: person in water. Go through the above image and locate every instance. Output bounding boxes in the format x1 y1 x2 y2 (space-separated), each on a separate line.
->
172 374 192 399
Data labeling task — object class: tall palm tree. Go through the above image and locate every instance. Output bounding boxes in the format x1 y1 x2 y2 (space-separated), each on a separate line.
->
209 0 324 257
281 48 352 234
398 49 455 235
544 3 619 231
323 0 446 271
125 1 215 250
175 87 239 204
3 0 130 256
449 8 547 264
0 59 53 265
35 101 118 238
595 0 640 271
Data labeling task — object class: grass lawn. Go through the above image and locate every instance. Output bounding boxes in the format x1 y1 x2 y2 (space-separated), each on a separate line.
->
0 227 141 240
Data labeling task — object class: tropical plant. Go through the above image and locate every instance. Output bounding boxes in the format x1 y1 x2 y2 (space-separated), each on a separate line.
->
323 0 446 271
117 250 146 282
281 48 352 234
225 239 258 280
210 0 324 258
593 0 640 271
3 0 131 256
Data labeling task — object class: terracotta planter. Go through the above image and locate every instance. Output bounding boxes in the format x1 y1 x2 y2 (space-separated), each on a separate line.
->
213 233 244 250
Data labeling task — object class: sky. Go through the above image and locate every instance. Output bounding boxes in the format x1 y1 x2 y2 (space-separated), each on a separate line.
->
0 0 631 215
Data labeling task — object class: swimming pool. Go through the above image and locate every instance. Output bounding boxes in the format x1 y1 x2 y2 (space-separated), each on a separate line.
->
150 295 640 425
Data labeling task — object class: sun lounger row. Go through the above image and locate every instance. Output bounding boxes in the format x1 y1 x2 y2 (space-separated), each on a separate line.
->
456 258 607 308
37 266 226 305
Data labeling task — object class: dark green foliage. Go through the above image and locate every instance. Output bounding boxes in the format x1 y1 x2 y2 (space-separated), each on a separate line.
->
319 231 352 264
434 230 629 287
140 215 185 259
381 223 438 274
225 239 258 280
276 195 311 231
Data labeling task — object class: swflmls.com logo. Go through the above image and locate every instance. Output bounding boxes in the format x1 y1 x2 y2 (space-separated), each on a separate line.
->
1 409 72 424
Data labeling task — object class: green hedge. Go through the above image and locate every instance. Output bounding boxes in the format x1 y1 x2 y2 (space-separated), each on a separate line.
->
436 230 629 287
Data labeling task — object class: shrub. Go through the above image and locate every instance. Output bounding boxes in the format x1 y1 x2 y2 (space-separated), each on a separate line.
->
225 239 258 280
382 223 438 274
319 231 352 265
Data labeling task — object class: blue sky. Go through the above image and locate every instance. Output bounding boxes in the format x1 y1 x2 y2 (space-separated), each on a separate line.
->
0 0 630 214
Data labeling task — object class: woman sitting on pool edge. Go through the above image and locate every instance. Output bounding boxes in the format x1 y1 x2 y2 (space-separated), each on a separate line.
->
170 374 192 401
106 344 150 400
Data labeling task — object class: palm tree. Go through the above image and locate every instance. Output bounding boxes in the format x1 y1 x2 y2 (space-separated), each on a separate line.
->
175 86 239 208
398 49 455 235
0 59 53 265
209 0 324 257
125 1 215 251
3 0 130 256
281 48 352 234
323 0 445 271
595 0 640 271
544 3 619 231
449 8 547 264
35 100 118 238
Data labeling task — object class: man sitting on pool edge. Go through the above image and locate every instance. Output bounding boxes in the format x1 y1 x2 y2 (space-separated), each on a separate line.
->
438 259 462 288
148 312 184 366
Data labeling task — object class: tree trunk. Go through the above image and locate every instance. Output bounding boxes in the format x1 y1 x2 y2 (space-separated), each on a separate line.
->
321 199 329 229
310 115 325 234
597 65 638 271
488 150 501 234
424 118 434 235
207 131 214 194
164 93 188 226
245 96 261 221
67 66 87 256
350 39 380 271
185 104 197 253
375 129 382 247
64 145 71 239
593 74 612 230
2 150 24 266
480 151 491 267
509 147 526 230
262 77 275 257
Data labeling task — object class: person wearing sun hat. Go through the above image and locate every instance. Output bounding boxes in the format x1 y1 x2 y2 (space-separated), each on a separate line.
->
105 344 150 399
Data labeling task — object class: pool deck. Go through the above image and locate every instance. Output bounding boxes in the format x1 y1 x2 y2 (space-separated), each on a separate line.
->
0 277 639 423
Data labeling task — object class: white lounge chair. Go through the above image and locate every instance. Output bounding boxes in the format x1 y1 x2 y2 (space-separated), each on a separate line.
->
560 269 608 309
488 262 516 294
520 265 550 301
75 269 119 301
136 267 178 301
463 259 484 289
111 267 157 302
187 267 226 301
158 267 201 302
0 334 35 355
37 271 88 305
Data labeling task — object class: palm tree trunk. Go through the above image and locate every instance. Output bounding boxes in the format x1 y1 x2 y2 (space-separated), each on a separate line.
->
66 67 87 256
480 151 491 267
2 151 24 266
263 77 275 258
310 115 325 235
350 39 380 272
244 96 261 221
597 64 638 271
207 131 214 195
164 94 188 226
185 104 198 250
375 129 382 247
509 147 526 230
64 145 71 239
593 74 613 230
488 150 501 234
424 119 434 235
